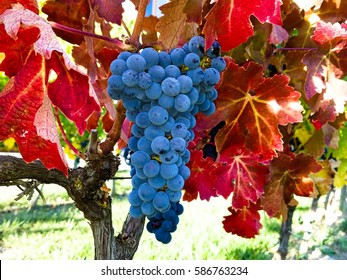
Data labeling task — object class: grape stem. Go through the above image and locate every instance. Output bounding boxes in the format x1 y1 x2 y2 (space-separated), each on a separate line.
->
130 0 149 48
99 101 126 155
54 108 86 160
48 21 128 51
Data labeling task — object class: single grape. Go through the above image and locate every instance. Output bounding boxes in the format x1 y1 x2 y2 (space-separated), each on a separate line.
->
138 182 156 202
177 75 193 93
164 65 181 78
122 69 138 87
203 68 221 86
170 48 186 67
151 136 170 155
212 57 227 72
161 77 181 96
158 51 171 68
131 150 150 168
135 111 151 128
170 137 187 154
110 59 127 75
167 174 184 191
145 82 162 100
128 190 142 206
174 94 191 112
108 75 124 91
130 205 144 218
159 150 179 164
141 201 156 216
141 47 159 68
148 65 166 83
144 124 165 141
143 160 160 178
148 175 166 189
138 71 153 89
160 163 179 180
158 94 174 110
148 106 169 125
188 36 205 57
184 52 200 69
126 54 147 73
153 191 170 212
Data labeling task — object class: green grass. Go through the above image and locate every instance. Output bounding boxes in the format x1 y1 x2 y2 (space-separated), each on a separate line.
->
2 179 343 260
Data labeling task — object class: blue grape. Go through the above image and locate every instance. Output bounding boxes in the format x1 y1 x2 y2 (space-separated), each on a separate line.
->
148 65 165 83
141 47 159 68
170 137 186 154
161 77 181 96
128 136 139 151
159 150 179 164
118 51 132 61
131 175 146 189
143 160 160 178
187 68 204 85
175 116 191 129
177 75 193 93
126 54 146 72
212 57 226 72
158 94 174 109
206 40 221 59
108 75 124 91
174 94 191 112
110 59 127 76
138 71 152 89
135 111 151 128
164 65 181 78
148 106 169 125
131 151 150 168
141 201 156 216
171 122 188 138
184 52 200 69
167 174 184 191
145 82 162 100
153 191 170 212
144 124 165 140
203 68 220 86
170 48 186 67
160 163 178 180
199 99 211 111
138 182 156 202
122 69 138 87
128 190 142 206
155 229 172 244
130 205 143 218
158 51 171 68
137 136 153 154
151 136 170 155
160 116 175 132
202 101 216 116
166 189 182 202
148 175 166 189
188 36 205 57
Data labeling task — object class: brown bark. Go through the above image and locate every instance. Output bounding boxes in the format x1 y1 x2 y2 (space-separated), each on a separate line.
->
0 155 145 260
277 205 296 260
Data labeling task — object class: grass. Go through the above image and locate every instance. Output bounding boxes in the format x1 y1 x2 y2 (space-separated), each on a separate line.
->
1 175 345 260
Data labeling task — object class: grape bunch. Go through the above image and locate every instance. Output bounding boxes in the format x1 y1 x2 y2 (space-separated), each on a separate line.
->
108 36 225 244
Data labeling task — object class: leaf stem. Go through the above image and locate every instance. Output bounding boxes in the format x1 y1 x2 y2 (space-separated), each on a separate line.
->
274 47 317 52
48 21 128 51
130 0 149 48
54 108 86 160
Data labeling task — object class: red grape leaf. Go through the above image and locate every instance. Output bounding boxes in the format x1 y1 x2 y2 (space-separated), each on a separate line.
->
269 24 289 45
90 0 124 25
197 60 303 160
0 51 68 174
46 51 101 134
0 5 101 134
42 0 89 44
183 150 224 201
217 145 270 209
156 0 190 49
202 0 282 51
223 202 262 238
0 0 38 14
261 152 321 219
303 21 347 104
0 24 40 77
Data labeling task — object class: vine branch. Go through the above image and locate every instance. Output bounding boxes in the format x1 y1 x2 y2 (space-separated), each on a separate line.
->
130 0 149 48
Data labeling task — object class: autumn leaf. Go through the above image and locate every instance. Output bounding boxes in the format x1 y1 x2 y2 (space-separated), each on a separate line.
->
156 0 197 49
223 202 262 238
90 0 125 25
197 60 303 160
183 150 224 201
303 21 347 108
269 24 289 45
261 152 321 219
217 145 270 209
183 0 204 24
42 0 89 44
0 0 38 15
202 0 282 51
0 51 68 174
142 16 159 45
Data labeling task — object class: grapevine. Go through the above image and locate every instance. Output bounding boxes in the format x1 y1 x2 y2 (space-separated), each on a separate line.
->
108 36 225 244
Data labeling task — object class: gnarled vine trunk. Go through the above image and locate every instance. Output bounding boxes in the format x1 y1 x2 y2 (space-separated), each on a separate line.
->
0 154 145 260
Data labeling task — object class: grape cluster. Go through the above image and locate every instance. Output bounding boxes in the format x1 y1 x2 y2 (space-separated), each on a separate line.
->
108 36 225 244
